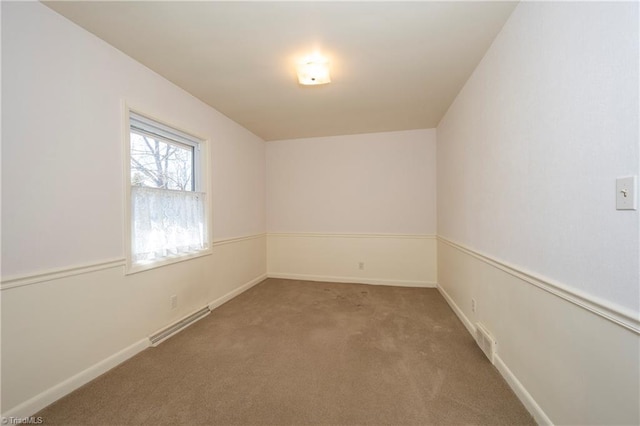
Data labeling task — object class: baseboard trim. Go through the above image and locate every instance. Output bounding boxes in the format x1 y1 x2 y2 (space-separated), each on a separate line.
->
208 273 268 310
1 338 149 419
267 272 436 288
268 232 436 240
494 355 554 426
438 236 640 335
437 283 552 426
436 284 475 336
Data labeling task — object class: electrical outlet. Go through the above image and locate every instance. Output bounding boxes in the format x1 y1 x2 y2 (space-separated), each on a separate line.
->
358 262 365 270
471 299 476 313
170 295 178 310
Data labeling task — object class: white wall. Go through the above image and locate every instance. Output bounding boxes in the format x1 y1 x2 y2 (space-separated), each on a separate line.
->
1 2 266 416
266 130 437 286
437 2 639 425
2 3 265 278
267 130 436 234
437 1 639 313
268 233 437 287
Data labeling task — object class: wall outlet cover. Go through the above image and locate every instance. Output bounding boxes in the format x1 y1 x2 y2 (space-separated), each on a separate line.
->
616 176 637 210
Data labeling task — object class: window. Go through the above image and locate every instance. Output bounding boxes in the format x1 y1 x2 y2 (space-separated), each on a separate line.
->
127 111 209 272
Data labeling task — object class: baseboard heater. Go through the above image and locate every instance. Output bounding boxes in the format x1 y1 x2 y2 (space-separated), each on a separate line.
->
149 306 211 347
475 322 497 365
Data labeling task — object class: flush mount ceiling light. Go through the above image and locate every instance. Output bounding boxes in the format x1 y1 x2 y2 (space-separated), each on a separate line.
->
296 53 331 86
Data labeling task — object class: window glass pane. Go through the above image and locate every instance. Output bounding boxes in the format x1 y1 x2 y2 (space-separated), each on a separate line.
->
130 131 194 191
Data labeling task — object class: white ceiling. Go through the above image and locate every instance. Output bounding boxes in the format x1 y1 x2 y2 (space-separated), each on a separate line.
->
44 1 517 141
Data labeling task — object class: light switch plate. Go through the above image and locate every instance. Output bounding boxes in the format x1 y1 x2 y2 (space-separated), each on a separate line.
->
616 176 637 210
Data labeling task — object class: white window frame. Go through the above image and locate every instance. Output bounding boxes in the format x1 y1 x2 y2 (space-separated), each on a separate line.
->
124 106 212 274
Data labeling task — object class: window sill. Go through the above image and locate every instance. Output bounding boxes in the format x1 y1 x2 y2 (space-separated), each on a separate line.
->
125 248 213 275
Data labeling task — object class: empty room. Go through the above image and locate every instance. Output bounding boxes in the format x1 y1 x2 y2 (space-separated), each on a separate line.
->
1 1 638 425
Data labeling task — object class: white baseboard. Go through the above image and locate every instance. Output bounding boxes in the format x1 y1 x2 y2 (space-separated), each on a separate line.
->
494 355 553 426
436 283 552 426
208 273 268 311
2 338 149 419
436 284 475 335
267 272 436 288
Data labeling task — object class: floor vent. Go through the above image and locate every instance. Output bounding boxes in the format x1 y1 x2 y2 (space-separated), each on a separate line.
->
475 322 497 364
149 307 211 347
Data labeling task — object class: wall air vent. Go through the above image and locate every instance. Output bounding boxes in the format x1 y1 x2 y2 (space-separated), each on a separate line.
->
475 322 497 364
149 307 211 347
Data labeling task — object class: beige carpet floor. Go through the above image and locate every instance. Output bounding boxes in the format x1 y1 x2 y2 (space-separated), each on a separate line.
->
36 278 534 425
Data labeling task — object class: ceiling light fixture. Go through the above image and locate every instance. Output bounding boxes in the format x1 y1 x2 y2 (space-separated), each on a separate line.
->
297 53 331 86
